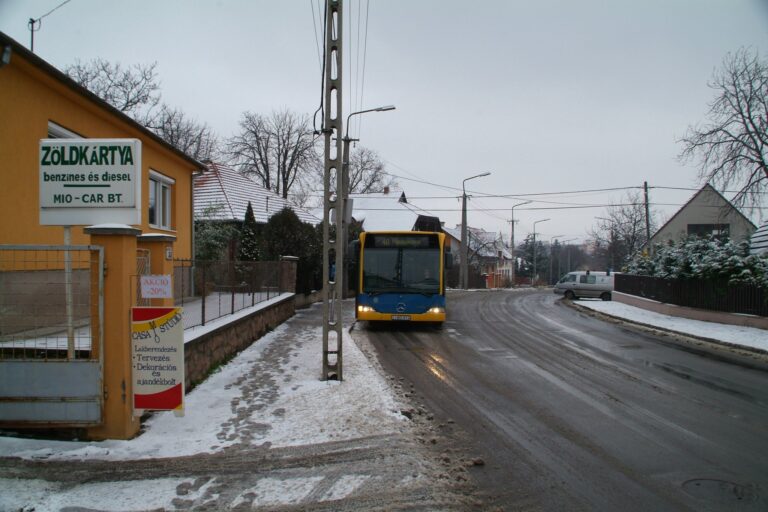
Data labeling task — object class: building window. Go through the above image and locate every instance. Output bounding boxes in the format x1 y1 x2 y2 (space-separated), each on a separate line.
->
687 224 730 238
149 170 174 230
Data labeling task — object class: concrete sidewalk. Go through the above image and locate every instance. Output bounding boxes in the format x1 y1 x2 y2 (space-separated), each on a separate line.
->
0 301 478 511
571 298 768 356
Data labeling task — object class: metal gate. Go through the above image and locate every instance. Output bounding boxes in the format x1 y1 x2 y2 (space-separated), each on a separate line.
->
0 245 104 426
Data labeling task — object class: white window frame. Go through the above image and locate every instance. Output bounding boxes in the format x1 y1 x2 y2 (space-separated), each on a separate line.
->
47 121 82 139
149 170 175 230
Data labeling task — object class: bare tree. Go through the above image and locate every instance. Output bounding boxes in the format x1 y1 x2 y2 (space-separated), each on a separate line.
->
146 105 220 162
64 58 160 119
590 191 656 268
65 58 221 161
348 146 398 193
680 47 768 208
228 110 319 199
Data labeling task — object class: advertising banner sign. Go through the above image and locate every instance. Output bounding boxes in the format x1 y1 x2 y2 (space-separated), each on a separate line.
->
39 138 141 225
131 307 184 415
140 274 173 299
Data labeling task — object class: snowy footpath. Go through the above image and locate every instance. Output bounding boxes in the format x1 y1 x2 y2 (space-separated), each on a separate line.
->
0 302 474 511
575 298 768 353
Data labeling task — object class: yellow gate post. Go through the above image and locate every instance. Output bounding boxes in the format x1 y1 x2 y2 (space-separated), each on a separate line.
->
84 225 142 440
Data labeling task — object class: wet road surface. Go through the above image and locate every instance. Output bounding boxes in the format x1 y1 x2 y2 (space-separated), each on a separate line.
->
358 290 768 511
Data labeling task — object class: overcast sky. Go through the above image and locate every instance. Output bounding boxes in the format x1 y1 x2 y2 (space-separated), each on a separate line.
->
2 0 767 242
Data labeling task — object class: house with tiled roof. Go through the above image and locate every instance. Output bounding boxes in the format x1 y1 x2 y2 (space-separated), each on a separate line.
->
645 184 756 249
443 225 513 288
750 222 768 256
194 163 319 225
350 188 441 232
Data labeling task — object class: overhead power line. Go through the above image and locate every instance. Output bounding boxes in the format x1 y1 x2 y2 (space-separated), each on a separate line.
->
28 0 72 52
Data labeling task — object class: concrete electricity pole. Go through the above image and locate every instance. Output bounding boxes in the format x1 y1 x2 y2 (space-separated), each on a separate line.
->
322 0 344 381
532 218 550 286
509 200 531 287
460 172 490 289
644 181 652 254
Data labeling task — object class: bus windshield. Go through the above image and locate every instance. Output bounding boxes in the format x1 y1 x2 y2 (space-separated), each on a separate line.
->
363 246 440 294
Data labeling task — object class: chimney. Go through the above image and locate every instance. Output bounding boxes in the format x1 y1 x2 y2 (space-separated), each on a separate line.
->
383 186 390 195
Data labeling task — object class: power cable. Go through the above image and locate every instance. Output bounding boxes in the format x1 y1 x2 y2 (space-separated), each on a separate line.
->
356 0 371 138
312 0 328 134
28 0 72 52
310 0 323 70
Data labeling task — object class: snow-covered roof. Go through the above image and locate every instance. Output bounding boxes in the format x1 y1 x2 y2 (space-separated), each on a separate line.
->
350 190 422 231
750 222 768 255
443 225 512 259
194 163 319 225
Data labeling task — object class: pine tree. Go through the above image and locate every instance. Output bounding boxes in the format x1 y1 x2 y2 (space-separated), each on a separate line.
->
238 201 260 261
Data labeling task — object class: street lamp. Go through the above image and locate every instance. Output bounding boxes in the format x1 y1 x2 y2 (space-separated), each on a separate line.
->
509 200 531 287
532 218 550 286
461 172 491 289
548 235 564 285
562 238 577 274
341 105 396 296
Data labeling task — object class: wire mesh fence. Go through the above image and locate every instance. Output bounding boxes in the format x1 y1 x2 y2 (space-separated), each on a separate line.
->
0 245 103 360
173 259 282 329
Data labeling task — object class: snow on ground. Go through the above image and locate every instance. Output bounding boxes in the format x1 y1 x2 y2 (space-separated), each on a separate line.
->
0 303 406 461
577 299 768 352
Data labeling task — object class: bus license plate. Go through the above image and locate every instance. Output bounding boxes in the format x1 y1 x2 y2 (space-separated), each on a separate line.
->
391 315 411 321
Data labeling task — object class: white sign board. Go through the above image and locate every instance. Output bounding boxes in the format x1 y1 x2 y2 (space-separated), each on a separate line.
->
39 139 141 225
140 274 173 299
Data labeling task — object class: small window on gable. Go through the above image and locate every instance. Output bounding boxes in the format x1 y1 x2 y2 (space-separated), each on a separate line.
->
687 224 730 238
47 121 82 139
149 170 175 230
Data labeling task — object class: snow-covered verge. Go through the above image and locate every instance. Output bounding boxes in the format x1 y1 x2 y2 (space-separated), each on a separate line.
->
577 299 768 353
0 304 408 461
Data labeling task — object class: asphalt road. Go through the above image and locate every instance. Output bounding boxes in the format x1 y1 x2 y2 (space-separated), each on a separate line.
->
359 289 768 511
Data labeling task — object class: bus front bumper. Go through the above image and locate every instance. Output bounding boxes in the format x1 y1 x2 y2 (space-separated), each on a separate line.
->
356 307 445 323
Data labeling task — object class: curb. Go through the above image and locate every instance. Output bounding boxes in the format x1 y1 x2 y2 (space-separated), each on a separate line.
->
563 298 768 359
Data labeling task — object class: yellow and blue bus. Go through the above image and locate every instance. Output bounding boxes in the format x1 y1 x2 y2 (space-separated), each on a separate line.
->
353 231 451 325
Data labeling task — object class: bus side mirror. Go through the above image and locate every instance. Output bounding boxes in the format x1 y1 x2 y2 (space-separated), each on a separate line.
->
444 252 454 269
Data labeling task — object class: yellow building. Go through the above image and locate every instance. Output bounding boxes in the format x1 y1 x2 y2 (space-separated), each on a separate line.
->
0 31 202 439
0 31 201 253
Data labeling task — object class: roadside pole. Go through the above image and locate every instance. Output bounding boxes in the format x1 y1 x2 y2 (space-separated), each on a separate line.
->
321 0 344 381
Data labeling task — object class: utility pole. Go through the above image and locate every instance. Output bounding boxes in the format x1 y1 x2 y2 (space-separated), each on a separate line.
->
509 200 531 287
461 172 490 289
461 194 468 289
322 0 343 381
644 181 652 254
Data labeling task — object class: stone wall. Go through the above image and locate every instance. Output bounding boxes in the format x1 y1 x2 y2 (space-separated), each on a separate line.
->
184 295 295 391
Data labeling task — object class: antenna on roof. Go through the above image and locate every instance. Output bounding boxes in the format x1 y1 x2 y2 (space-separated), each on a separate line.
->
28 0 72 53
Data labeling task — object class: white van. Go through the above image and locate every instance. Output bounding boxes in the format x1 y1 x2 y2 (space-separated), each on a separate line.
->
553 271 615 301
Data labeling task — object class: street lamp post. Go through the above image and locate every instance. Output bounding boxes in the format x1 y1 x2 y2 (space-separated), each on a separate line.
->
548 235 563 285
509 200 531 287
341 105 395 296
532 218 550 286
562 238 577 275
461 172 491 289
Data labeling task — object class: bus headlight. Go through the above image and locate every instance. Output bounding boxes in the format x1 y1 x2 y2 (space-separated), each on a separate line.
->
428 307 445 314
358 305 375 313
